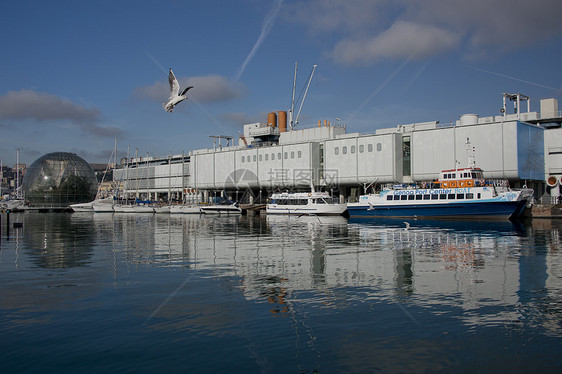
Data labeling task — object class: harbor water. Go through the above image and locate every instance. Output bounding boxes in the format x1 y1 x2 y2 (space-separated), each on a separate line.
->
1 212 561 373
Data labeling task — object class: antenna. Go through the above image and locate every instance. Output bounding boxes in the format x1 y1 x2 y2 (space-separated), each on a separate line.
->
289 62 297 130
466 137 476 168
294 64 317 127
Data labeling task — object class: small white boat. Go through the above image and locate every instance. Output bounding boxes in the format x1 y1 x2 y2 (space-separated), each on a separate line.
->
0 199 25 212
71 196 114 212
266 190 348 216
169 205 202 214
92 199 115 213
200 203 242 214
113 204 154 213
153 205 171 214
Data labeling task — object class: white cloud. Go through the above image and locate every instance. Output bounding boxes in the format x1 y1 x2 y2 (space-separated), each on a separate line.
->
135 74 246 104
287 0 562 64
330 21 460 65
0 90 101 122
0 90 122 137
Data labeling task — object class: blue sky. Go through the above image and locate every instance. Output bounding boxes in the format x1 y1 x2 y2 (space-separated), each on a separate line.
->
1 0 561 166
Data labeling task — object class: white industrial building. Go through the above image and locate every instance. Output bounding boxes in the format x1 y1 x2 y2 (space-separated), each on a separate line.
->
113 94 562 204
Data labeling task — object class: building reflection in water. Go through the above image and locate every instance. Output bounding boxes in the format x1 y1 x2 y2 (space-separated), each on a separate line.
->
11 212 560 336
85 214 559 331
21 213 96 268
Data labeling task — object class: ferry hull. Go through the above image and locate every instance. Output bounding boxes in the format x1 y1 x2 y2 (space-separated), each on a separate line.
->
347 200 527 220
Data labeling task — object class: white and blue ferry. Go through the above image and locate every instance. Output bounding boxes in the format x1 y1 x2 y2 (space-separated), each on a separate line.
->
347 166 534 220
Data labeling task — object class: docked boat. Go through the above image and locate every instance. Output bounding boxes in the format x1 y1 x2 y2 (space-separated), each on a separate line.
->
0 199 24 212
200 202 242 214
169 205 202 214
347 166 534 220
113 203 154 213
266 190 348 216
71 196 114 212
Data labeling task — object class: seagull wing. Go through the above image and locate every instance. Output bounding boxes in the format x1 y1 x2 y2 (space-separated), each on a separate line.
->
168 69 180 98
180 86 194 96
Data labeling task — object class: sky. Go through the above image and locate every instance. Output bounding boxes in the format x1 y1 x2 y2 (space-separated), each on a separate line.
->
1 0 561 166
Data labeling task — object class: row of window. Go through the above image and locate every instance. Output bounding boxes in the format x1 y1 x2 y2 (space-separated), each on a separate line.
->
334 143 382 155
388 192 480 201
442 172 481 179
241 151 303 163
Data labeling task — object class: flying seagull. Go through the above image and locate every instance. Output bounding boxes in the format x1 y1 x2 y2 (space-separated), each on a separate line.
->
163 68 193 113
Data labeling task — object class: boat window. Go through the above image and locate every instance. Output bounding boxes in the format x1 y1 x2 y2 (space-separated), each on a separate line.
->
408 195 415 200
387 195 393 201
368 144 373 152
431 194 439 200
400 195 408 200
278 153 281 159
466 193 474 199
265 154 268 161
377 143 382 151
291 151 295 159
393 195 400 200
457 194 464 199
451 174 456 179
314 198 327 204
477 193 481 199
284 152 288 159
335 147 339 155
259 155 262 161
423 194 431 200
439 194 446 200
448 194 455 199
343 146 347 154
359 145 364 153
351 145 356 154
415 195 423 200
253 155 257 162
298 151 302 158
242 156 245 162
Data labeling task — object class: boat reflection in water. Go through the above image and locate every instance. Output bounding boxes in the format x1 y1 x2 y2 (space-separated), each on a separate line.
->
2 212 561 372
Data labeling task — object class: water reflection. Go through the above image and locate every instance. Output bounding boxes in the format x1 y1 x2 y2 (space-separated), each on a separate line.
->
1 212 562 372
19 213 96 268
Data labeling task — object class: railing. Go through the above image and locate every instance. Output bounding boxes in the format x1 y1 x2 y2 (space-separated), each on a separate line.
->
540 196 562 205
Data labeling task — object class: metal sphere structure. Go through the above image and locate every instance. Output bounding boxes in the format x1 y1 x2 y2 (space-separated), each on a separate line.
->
22 152 98 209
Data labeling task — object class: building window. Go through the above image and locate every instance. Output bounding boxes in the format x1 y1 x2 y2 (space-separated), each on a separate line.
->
368 144 373 152
359 145 364 153
343 146 347 154
335 147 339 155
351 145 356 154
402 136 410 176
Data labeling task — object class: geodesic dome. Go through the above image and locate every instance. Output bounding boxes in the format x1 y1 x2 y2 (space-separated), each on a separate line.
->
22 152 98 208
